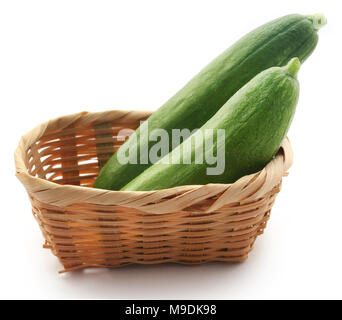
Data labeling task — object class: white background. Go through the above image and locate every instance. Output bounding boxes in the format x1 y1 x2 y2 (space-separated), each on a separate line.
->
0 0 341 299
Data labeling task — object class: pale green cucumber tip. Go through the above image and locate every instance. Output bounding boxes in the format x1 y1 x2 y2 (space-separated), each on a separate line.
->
305 13 327 31
284 57 301 77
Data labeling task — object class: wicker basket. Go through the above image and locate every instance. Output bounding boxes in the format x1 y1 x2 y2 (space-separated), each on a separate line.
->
15 110 293 273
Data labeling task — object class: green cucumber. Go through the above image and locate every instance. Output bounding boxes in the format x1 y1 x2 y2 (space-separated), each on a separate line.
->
122 58 300 191
94 13 325 190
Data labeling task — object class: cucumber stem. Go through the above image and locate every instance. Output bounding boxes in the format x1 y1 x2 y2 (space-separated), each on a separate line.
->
284 57 301 78
306 13 327 31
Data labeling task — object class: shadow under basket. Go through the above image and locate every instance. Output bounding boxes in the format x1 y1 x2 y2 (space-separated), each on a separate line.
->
15 110 293 273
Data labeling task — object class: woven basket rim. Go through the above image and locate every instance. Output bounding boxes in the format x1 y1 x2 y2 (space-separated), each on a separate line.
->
15 110 293 214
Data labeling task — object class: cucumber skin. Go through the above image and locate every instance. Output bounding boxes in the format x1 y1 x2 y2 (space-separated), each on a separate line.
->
95 14 317 190
122 63 299 191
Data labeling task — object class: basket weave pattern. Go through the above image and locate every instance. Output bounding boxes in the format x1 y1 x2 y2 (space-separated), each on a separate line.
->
15 111 293 273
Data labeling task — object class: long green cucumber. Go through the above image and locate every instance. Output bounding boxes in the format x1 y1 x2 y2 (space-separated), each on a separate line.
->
122 58 300 191
94 14 325 190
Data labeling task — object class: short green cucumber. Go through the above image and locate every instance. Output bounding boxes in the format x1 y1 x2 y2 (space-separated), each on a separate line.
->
95 13 325 190
122 58 300 191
